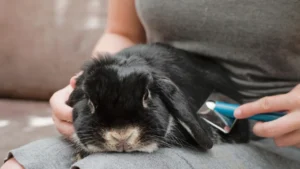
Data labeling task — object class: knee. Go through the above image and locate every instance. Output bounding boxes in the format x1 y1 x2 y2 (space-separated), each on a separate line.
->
1 158 24 169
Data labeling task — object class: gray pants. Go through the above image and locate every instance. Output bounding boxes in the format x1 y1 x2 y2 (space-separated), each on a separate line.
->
5 137 300 169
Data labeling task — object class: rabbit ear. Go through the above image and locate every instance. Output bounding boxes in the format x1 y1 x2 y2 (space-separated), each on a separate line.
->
155 76 213 150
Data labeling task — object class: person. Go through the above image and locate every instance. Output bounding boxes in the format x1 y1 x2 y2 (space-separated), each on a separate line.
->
2 0 300 168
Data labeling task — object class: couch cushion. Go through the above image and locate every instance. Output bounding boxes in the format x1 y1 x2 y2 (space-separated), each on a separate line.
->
0 99 57 158
0 0 107 100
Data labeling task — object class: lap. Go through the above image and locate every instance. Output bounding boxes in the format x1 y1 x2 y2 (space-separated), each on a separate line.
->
6 137 74 169
5 137 300 169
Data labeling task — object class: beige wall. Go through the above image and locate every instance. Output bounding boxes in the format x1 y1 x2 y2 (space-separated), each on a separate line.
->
0 0 108 100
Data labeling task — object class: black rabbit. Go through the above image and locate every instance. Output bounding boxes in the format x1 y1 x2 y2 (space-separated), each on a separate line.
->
67 43 249 161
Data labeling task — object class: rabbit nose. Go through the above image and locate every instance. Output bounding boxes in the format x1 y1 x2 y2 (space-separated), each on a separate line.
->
105 128 140 150
116 140 131 151
111 131 134 151
111 130 134 140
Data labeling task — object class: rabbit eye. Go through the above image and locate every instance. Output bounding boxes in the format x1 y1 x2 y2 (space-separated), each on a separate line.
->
88 99 95 114
142 89 151 108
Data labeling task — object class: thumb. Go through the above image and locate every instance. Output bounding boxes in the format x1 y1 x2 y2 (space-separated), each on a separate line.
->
70 71 83 89
70 76 77 89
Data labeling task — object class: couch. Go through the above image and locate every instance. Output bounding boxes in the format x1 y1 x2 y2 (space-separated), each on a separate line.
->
0 0 107 158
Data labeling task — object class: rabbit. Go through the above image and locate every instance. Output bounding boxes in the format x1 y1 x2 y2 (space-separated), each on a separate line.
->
66 43 249 161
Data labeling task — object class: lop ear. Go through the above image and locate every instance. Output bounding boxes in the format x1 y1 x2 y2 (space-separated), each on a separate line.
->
155 76 213 150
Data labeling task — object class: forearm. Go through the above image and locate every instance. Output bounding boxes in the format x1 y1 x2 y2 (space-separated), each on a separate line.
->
91 32 143 57
91 0 146 57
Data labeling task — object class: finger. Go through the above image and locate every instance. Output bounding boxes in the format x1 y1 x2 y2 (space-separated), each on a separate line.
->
234 93 292 118
70 76 77 89
253 111 300 138
49 87 73 122
52 114 74 137
53 108 73 123
70 71 83 89
290 84 300 93
274 129 300 147
65 85 74 95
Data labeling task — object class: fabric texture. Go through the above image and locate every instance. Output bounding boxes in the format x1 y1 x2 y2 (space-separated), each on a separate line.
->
135 0 300 103
5 137 300 169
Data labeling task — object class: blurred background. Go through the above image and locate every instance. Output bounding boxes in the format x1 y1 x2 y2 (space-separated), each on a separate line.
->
0 0 107 158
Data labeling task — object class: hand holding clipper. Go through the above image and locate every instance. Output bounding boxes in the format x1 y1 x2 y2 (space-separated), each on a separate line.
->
206 101 286 122
233 86 300 148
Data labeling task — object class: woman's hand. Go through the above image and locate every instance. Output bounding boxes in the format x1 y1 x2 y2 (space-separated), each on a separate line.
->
49 0 145 138
49 74 79 138
234 84 300 148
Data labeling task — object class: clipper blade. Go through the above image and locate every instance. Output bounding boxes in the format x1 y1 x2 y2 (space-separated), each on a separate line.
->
197 91 238 134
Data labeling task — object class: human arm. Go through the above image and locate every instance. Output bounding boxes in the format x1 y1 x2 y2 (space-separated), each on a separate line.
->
234 84 300 148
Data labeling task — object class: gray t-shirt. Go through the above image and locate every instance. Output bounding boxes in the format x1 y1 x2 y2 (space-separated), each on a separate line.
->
135 0 300 102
